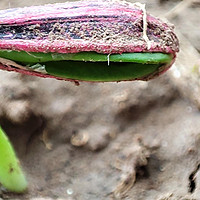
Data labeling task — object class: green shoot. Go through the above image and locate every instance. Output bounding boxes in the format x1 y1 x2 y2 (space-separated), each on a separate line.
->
0 126 27 193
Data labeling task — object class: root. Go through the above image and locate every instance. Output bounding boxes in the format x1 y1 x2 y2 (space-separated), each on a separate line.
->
133 3 151 50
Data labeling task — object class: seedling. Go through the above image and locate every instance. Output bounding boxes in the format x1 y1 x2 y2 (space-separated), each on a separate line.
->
0 126 27 193
0 0 179 192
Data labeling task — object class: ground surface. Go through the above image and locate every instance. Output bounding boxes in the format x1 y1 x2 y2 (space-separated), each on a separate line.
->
0 0 200 200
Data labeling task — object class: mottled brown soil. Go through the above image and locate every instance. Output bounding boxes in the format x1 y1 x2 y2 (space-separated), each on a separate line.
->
0 0 200 200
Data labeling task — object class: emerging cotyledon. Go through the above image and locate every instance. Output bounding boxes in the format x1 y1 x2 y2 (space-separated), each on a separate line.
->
0 0 179 82
0 0 179 193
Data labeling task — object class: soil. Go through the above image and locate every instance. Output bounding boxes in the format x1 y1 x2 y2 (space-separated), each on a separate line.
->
0 0 200 200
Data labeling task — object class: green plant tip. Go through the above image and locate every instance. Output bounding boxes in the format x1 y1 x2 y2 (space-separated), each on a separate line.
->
0 126 27 193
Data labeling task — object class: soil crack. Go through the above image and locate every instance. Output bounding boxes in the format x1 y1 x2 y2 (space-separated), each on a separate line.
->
188 163 200 193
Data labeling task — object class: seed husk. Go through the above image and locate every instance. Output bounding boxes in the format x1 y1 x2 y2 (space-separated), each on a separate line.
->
0 0 179 82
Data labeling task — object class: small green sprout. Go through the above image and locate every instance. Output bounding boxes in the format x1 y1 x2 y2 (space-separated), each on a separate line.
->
0 126 27 193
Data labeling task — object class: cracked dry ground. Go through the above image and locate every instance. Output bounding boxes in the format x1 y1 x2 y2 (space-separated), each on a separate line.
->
1 0 200 200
